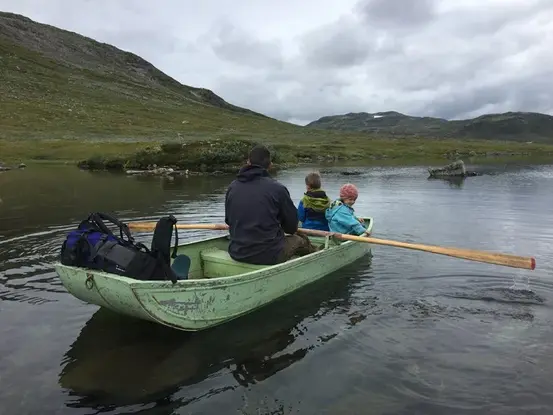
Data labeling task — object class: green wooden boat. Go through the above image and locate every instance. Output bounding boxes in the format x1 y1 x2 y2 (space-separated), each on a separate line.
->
54 217 374 331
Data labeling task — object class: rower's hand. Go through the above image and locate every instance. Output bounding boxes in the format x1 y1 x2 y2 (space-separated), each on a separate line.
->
357 217 364 223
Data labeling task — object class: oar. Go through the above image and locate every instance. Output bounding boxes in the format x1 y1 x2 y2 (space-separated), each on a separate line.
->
127 222 536 270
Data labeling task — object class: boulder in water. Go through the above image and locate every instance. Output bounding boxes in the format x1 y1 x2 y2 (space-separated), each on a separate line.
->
428 160 467 178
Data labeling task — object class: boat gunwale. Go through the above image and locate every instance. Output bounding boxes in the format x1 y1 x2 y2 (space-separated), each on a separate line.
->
54 217 374 290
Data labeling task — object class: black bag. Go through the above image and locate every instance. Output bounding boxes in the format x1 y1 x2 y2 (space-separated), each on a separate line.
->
60 212 179 283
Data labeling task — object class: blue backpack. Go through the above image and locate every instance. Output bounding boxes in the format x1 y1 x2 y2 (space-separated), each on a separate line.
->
60 212 180 283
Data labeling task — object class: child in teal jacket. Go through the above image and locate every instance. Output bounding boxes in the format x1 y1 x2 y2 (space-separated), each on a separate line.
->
325 183 367 235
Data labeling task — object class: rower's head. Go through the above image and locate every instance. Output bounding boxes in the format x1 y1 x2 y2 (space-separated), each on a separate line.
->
247 145 272 170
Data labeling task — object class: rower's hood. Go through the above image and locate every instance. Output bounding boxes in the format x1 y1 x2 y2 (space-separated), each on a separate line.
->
236 165 270 182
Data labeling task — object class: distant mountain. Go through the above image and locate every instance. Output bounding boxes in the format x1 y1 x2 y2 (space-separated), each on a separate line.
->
306 111 553 143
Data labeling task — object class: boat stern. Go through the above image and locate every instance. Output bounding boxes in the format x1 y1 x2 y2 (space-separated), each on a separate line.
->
54 263 161 323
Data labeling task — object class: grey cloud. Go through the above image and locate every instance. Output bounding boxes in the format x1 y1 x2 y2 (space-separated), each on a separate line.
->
275 0 553 121
96 28 181 57
298 13 405 70
423 85 512 120
444 0 553 38
215 69 376 124
299 17 374 68
356 0 436 28
1 0 552 124
423 69 553 120
208 20 284 69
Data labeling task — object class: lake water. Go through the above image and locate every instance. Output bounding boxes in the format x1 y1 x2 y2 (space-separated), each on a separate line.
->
1 162 553 415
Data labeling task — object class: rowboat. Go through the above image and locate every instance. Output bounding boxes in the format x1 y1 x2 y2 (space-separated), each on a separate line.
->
54 217 374 331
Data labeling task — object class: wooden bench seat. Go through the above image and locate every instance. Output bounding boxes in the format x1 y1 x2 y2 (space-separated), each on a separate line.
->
200 248 267 278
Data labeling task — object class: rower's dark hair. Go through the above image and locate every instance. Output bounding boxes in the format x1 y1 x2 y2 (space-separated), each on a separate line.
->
248 144 271 169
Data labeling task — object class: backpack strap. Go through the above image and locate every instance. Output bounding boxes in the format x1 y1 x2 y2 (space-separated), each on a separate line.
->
88 212 134 243
151 214 178 264
160 256 178 284
172 219 179 259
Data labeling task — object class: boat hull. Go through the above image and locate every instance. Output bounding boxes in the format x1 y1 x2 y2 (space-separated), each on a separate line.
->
55 218 374 331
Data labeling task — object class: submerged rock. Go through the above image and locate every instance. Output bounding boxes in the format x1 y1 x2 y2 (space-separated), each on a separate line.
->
340 170 363 176
318 169 364 176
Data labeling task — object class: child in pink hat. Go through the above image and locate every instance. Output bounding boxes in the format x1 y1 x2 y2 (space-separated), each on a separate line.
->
325 183 367 235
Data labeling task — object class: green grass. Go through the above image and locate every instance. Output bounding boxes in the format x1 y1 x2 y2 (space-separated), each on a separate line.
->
2 11 553 168
3 136 553 170
0 139 151 163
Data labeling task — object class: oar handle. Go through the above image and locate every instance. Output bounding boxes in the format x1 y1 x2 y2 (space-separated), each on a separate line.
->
127 222 536 270
129 223 229 231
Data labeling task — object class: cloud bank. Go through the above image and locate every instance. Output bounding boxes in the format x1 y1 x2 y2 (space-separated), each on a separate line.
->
1 0 552 124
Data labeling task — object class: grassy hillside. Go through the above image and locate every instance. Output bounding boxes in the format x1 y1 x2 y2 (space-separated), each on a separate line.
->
1 11 553 166
0 11 298 140
307 111 553 143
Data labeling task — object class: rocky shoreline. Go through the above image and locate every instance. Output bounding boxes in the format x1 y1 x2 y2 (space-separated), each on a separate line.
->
124 166 229 177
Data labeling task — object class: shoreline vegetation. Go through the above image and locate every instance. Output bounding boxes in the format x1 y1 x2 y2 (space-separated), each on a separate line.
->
2 12 553 175
2 136 553 176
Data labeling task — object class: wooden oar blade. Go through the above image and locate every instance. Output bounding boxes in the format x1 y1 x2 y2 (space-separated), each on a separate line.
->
422 245 536 270
335 234 536 270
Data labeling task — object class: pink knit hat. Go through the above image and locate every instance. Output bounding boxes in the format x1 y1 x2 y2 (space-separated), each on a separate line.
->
339 183 358 200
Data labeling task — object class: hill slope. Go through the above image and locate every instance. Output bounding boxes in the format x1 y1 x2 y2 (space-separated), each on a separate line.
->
2 11 553 164
306 111 553 143
0 11 298 140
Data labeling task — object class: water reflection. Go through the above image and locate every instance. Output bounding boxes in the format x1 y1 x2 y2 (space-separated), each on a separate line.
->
0 166 233 239
58 258 371 409
427 176 466 189
1 163 553 414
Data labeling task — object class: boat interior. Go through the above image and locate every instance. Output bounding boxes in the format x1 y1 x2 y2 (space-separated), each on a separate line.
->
106 217 367 282
168 217 373 280
169 234 334 280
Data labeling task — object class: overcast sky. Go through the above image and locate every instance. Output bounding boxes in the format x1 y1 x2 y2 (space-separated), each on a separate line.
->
1 0 552 125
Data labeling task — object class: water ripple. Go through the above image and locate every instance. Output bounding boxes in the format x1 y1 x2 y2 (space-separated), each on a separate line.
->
1 164 553 414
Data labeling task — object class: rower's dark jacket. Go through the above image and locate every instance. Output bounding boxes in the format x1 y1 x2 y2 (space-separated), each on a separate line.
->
225 164 298 265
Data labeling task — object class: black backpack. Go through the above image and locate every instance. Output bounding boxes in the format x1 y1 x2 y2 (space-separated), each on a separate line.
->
60 212 179 284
